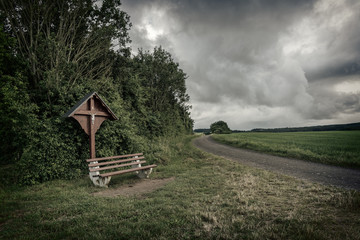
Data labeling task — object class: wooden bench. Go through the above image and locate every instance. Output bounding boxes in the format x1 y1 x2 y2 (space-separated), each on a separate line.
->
86 153 157 187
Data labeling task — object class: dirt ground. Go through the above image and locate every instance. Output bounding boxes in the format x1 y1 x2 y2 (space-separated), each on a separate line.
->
92 177 175 197
193 135 360 191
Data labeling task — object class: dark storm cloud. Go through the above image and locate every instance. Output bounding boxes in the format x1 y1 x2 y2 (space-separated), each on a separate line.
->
122 0 360 129
306 61 360 82
300 1 360 82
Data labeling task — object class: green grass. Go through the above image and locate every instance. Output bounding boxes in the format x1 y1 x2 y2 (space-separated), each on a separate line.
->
212 131 360 168
1 135 360 239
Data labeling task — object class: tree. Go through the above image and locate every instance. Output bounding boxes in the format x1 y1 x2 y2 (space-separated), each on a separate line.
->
0 0 131 98
0 24 37 165
132 47 193 136
210 120 231 134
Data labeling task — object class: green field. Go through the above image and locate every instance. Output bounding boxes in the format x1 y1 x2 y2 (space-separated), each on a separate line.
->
212 131 360 168
1 135 360 239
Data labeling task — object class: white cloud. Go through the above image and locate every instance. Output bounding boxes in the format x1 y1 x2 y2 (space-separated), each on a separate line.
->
334 76 360 94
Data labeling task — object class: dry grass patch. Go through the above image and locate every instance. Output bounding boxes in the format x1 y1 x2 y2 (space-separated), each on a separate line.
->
92 177 175 197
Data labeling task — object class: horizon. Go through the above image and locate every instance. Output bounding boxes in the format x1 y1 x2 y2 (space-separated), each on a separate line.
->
122 0 360 130
193 120 360 131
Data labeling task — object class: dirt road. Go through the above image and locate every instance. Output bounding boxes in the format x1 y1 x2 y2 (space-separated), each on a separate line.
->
193 135 360 191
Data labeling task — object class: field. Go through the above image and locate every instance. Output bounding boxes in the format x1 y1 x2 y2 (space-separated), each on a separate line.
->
212 131 360 168
1 135 360 239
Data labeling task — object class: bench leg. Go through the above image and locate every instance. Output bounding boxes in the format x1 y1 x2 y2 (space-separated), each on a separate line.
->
132 157 143 177
132 156 142 169
89 162 111 187
137 168 153 179
89 172 111 187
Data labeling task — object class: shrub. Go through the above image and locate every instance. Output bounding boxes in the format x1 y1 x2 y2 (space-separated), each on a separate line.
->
210 120 231 134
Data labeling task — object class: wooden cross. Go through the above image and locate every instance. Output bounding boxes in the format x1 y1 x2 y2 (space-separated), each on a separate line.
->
63 92 118 158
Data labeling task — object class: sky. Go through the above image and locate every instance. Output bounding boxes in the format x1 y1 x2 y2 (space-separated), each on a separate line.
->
121 0 360 130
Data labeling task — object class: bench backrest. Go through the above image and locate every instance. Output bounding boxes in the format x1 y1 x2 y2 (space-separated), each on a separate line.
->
86 153 143 163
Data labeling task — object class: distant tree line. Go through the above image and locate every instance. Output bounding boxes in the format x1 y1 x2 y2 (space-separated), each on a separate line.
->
251 122 360 132
0 0 193 185
194 122 360 134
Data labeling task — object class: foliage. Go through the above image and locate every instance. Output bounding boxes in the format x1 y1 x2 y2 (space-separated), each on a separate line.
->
0 24 37 164
0 1 193 185
1 0 131 89
212 131 360 168
132 47 193 136
210 120 231 134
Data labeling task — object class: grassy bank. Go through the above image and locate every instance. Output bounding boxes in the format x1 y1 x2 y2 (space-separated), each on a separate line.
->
212 131 360 168
1 135 360 239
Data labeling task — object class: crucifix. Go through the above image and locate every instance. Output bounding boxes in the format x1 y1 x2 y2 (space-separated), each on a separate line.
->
63 92 118 158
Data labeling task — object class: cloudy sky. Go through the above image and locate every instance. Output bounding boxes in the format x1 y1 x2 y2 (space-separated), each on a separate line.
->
121 0 360 130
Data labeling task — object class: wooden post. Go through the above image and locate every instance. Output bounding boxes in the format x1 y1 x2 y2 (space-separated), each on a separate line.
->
89 97 96 159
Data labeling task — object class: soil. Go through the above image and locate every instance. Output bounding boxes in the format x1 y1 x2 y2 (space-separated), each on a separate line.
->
92 177 175 197
193 135 360 191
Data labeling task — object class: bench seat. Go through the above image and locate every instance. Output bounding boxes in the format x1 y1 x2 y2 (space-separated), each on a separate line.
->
99 164 158 177
86 153 157 187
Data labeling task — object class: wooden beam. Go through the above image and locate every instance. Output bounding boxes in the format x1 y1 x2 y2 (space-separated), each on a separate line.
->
75 110 111 117
88 156 145 167
89 161 147 172
89 97 96 159
86 153 143 162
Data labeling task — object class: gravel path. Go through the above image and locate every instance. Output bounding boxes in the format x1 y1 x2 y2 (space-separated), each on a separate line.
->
193 135 360 191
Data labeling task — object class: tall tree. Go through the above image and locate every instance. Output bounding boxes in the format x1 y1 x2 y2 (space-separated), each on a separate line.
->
0 0 131 93
133 47 193 135
0 24 37 164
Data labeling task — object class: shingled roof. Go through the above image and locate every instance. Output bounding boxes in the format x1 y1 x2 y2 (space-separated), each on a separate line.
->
63 92 118 120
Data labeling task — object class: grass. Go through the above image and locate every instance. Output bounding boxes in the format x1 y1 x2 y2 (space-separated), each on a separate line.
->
212 131 360 168
1 135 360 239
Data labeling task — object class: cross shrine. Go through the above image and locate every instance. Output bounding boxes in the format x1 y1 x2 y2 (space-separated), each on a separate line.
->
63 92 118 158
64 92 156 187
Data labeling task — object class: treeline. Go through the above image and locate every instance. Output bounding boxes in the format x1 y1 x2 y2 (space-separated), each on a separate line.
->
194 122 360 134
0 0 193 185
251 122 360 132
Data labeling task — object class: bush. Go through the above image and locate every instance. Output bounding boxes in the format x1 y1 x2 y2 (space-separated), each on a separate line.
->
210 120 231 134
